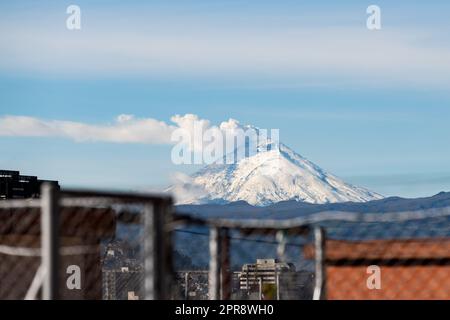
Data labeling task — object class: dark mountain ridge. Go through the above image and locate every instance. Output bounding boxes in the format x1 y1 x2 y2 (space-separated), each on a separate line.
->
176 191 450 220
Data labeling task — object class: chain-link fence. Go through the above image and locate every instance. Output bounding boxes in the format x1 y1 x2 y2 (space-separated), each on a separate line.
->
0 184 173 300
0 184 449 300
172 208 450 300
172 216 315 300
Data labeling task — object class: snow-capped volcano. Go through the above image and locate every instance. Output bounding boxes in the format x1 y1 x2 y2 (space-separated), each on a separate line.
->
169 141 383 206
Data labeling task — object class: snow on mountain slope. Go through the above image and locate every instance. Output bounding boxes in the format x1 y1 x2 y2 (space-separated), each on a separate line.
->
169 142 383 206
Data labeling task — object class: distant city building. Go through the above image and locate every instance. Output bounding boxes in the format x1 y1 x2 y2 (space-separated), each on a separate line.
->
234 258 305 299
0 170 59 200
237 258 295 291
102 241 144 300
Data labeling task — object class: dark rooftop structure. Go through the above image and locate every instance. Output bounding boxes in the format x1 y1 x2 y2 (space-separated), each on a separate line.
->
0 170 59 200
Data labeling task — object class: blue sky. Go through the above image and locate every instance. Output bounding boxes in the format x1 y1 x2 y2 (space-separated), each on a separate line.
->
1 1 450 198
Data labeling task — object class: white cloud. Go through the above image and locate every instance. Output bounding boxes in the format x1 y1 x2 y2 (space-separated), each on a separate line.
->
0 113 249 146
1 20 450 86
166 172 209 205
171 114 211 136
0 114 175 144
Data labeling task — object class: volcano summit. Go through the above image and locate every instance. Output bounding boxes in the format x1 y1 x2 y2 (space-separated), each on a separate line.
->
170 140 382 206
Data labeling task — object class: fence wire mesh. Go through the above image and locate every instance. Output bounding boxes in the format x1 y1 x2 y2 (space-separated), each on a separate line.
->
0 205 42 299
0 185 449 300
0 186 173 300
172 223 316 300
173 208 450 300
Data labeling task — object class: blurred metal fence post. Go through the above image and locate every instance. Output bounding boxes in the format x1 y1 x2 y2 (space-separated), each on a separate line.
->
220 228 231 300
313 226 326 300
276 270 280 300
258 277 262 300
41 183 60 300
209 227 230 300
184 272 189 300
160 202 174 299
144 204 156 299
276 230 287 262
144 200 173 300
209 227 221 300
